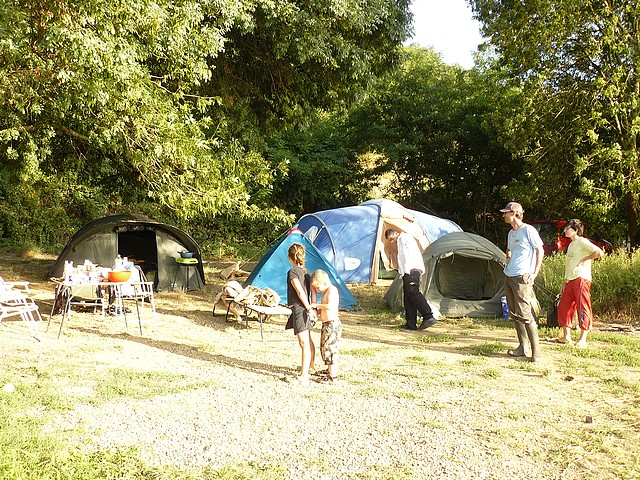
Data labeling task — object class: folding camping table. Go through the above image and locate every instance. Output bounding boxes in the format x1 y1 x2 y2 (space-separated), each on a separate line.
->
213 297 291 340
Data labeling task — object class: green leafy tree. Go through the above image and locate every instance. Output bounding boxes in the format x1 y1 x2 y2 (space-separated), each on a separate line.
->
0 0 412 249
267 116 369 215
470 0 640 246
344 47 520 238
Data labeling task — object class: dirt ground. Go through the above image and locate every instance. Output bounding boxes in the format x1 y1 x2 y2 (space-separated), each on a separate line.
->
2 253 640 479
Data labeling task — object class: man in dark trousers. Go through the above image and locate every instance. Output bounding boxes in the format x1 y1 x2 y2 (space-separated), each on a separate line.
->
385 228 436 331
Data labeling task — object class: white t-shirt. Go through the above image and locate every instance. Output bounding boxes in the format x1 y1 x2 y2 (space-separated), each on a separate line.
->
504 223 543 277
565 237 599 282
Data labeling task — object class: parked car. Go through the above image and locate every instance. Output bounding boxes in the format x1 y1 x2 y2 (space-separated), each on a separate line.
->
530 220 613 255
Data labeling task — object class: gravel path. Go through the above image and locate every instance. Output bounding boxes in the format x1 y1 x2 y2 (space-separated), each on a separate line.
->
5 265 637 479
39 311 570 480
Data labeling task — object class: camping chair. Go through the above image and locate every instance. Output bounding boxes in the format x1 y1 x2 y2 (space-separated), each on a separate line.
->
213 280 245 322
213 283 290 340
119 266 156 323
0 277 43 341
68 284 106 319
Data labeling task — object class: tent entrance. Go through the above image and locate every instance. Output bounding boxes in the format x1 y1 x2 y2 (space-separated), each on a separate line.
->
434 254 500 301
117 228 158 275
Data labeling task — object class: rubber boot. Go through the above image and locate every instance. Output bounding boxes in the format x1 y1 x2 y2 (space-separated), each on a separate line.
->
525 321 541 362
507 321 530 357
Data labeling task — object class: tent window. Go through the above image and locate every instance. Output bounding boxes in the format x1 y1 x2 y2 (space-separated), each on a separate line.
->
304 226 319 242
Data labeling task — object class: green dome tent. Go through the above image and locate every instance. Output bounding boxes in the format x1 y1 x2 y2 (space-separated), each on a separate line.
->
48 214 204 292
384 232 506 318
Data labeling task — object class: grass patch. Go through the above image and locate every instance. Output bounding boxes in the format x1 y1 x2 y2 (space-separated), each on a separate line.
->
95 368 209 402
469 342 506 357
483 368 502 378
442 378 477 389
570 345 640 367
0 442 158 480
404 355 444 367
602 376 640 394
591 331 640 349
203 461 288 480
396 390 421 400
355 464 415 480
359 384 390 398
459 358 485 366
342 347 388 357
418 333 455 344
3 252 640 479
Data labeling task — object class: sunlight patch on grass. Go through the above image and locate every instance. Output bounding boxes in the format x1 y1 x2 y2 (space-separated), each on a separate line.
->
590 332 640 349
342 347 389 357
359 385 390 398
571 345 640 367
418 333 455 344
389 369 420 379
404 355 444 367
365 367 392 381
469 342 505 357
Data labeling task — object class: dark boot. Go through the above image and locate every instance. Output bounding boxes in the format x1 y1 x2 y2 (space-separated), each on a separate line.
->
507 321 530 357
525 321 541 362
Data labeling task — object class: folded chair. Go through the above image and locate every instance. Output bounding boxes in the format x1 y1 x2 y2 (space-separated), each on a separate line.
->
0 277 43 341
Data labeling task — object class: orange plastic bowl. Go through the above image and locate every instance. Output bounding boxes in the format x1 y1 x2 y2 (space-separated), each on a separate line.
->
108 270 132 282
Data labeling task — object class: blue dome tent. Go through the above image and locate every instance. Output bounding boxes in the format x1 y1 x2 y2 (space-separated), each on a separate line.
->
295 199 461 284
244 233 357 310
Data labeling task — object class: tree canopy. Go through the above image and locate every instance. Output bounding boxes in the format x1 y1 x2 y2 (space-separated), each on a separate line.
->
470 0 640 244
342 47 520 239
0 0 411 249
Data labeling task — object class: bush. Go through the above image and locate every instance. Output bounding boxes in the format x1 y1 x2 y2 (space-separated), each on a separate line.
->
537 248 640 324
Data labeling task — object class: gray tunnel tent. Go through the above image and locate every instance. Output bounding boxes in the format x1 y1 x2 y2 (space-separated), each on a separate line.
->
384 232 506 318
47 214 205 292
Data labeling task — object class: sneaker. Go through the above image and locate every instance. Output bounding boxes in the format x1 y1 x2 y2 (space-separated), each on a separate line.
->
400 324 417 331
418 317 437 330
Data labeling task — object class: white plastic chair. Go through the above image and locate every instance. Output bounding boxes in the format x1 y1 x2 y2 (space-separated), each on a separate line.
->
0 277 42 341
119 267 156 322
